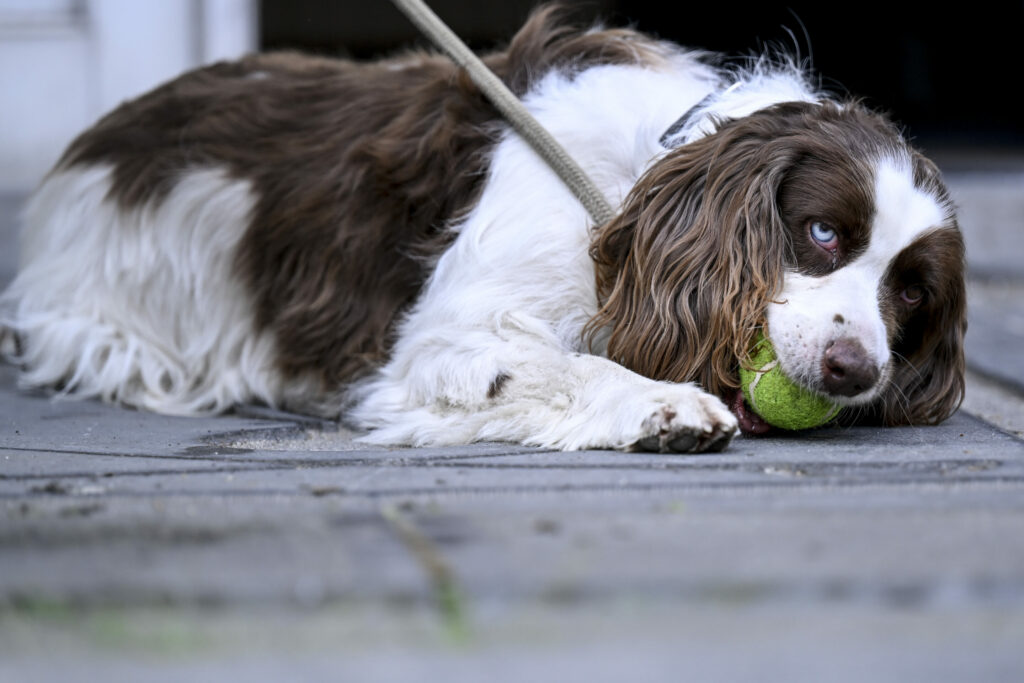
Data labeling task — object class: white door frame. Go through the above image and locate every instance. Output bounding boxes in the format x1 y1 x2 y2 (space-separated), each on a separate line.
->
0 0 257 191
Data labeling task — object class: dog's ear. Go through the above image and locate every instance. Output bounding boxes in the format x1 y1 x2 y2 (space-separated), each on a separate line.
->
852 227 967 427
588 104 811 397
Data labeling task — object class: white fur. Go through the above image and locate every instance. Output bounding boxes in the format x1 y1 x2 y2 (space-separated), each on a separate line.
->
1 166 289 415
662 60 821 147
766 157 950 404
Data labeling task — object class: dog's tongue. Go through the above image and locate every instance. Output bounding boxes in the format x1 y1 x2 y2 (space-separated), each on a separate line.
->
730 389 773 435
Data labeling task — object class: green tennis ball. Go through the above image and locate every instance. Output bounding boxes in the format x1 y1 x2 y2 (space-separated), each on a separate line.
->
739 333 841 430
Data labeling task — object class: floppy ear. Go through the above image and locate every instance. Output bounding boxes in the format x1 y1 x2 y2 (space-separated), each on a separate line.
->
854 227 967 426
587 105 808 397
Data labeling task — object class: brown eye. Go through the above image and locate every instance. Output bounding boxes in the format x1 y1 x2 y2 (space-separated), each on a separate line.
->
900 285 925 305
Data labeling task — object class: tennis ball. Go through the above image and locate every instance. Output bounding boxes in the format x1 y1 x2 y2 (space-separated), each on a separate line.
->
739 333 841 430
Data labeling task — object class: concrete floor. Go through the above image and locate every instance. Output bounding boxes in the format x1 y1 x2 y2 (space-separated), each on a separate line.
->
1 155 1023 682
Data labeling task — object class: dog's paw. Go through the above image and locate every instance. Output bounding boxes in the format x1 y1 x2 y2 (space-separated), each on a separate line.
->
629 387 737 454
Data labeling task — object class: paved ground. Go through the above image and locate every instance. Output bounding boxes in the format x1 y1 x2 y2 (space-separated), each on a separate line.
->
1 153 1023 682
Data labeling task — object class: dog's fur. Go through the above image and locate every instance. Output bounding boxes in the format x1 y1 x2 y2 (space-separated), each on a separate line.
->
0 7 966 452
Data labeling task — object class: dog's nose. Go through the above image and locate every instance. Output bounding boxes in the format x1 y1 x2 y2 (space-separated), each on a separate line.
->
821 338 879 397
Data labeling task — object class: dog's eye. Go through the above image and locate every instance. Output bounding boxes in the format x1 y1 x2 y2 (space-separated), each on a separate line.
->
900 285 925 306
809 221 839 251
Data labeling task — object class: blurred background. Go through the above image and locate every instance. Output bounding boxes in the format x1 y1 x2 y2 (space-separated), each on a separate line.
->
2 0 1022 192
262 0 1024 152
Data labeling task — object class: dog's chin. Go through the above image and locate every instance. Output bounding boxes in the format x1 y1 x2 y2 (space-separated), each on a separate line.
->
728 389 775 436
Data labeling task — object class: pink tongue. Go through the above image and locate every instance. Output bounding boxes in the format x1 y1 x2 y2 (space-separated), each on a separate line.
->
730 389 773 435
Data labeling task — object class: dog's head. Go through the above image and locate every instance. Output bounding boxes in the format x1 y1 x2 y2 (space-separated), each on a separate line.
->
589 100 965 433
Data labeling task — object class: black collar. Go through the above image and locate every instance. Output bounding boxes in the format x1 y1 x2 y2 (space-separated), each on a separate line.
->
659 94 714 147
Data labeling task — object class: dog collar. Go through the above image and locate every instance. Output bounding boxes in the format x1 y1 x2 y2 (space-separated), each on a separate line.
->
659 94 714 148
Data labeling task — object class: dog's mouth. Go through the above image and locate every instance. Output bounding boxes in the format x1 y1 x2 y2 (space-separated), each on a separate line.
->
729 389 774 436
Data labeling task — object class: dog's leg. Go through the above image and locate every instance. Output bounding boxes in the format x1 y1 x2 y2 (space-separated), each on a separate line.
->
351 332 737 453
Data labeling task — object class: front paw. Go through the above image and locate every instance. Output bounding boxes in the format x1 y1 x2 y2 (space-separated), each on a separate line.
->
631 389 737 454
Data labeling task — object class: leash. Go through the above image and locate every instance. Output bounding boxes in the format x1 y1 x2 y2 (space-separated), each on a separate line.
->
389 0 616 226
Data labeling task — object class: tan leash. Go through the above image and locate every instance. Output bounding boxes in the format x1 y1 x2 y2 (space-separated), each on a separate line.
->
389 0 616 226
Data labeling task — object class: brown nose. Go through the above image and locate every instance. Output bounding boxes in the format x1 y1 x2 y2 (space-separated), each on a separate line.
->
821 338 880 397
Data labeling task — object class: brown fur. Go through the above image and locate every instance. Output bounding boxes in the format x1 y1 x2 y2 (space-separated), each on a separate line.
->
855 225 966 426
588 101 965 427
55 5 668 392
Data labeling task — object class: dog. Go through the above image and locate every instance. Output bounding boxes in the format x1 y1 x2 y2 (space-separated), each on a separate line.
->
0 6 966 453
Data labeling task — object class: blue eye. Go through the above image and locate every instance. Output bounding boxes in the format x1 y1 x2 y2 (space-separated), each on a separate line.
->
810 221 839 251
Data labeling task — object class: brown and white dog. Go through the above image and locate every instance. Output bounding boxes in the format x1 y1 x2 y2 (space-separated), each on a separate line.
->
0 7 966 453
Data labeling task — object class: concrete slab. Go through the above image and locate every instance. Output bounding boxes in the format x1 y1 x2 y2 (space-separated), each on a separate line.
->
966 280 1024 394
945 170 1024 279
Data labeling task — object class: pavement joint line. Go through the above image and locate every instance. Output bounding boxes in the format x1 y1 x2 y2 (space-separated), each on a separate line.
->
2 579 1024 613
0 446 564 470
210 441 554 461
2 441 550 464
1 456 1014 480
9 576 1022 614
5 474 1024 502
0 464 292 481
1 445 272 461
313 457 1011 472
